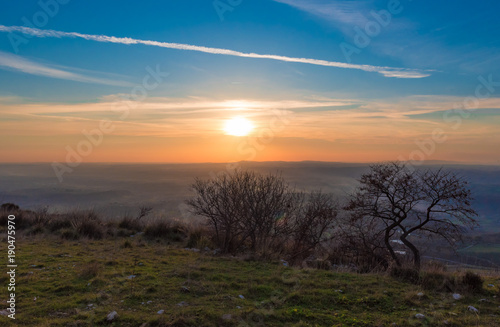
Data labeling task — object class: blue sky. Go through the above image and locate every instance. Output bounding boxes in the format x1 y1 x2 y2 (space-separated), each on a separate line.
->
1 0 499 164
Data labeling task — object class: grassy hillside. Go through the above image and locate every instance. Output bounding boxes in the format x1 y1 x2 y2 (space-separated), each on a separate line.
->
1 234 499 326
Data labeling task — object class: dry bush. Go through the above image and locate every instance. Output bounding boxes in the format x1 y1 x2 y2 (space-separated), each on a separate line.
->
328 213 390 273
185 224 214 249
461 271 484 293
48 216 73 232
78 220 103 239
187 170 338 260
420 271 455 291
67 209 104 239
144 218 186 242
390 266 420 284
118 216 143 232
187 170 294 253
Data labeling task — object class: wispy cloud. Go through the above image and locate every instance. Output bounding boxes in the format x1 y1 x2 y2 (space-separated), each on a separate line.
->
0 50 132 87
273 0 369 26
0 25 430 79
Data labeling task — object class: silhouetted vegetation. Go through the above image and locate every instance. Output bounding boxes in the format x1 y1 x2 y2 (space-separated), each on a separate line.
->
344 162 478 271
186 170 338 262
0 163 481 273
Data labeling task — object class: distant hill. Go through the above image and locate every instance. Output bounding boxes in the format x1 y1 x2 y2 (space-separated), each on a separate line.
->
0 162 499 230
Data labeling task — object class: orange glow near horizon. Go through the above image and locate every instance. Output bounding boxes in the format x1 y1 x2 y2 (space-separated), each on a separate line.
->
1 97 500 165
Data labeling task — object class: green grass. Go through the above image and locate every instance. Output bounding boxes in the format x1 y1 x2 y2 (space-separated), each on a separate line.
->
462 244 500 254
2 234 500 326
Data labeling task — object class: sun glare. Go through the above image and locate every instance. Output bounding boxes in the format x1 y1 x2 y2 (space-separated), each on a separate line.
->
224 117 254 136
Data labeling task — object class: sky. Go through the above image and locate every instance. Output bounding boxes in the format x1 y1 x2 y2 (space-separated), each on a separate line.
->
1 0 499 165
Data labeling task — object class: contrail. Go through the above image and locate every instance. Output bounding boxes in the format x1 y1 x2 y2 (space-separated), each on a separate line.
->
0 25 430 78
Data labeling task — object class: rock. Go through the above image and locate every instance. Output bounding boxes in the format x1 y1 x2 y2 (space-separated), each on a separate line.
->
181 286 190 293
467 305 479 313
222 314 232 320
417 292 424 297
443 320 449 325
177 301 188 307
236 306 242 309
0 310 10 316
488 284 495 287
147 300 153 304
106 311 118 321
238 295 245 299
157 310 164 314
479 298 488 302
204 247 211 252
468 306 479 313
415 313 425 319
127 275 136 279
452 293 462 300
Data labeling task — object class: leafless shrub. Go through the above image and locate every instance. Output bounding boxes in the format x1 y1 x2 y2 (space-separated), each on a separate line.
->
66 209 103 239
187 170 339 260
144 217 186 242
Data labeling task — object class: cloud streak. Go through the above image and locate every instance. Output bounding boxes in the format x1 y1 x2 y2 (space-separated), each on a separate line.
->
0 25 430 79
0 50 132 87
273 0 369 26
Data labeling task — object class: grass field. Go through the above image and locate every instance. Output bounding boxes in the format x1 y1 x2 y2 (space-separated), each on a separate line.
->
1 234 499 326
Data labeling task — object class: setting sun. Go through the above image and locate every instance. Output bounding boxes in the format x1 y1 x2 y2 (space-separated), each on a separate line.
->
224 117 254 136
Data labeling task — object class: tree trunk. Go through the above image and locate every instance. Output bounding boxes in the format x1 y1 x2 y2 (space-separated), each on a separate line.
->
400 234 420 270
384 229 401 267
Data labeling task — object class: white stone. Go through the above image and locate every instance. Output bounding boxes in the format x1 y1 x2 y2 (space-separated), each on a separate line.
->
468 306 479 313
106 311 118 321
415 313 425 319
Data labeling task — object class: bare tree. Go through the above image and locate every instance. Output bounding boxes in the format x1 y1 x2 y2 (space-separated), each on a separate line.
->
288 191 338 264
186 170 294 253
345 162 478 270
186 170 339 259
136 206 153 221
